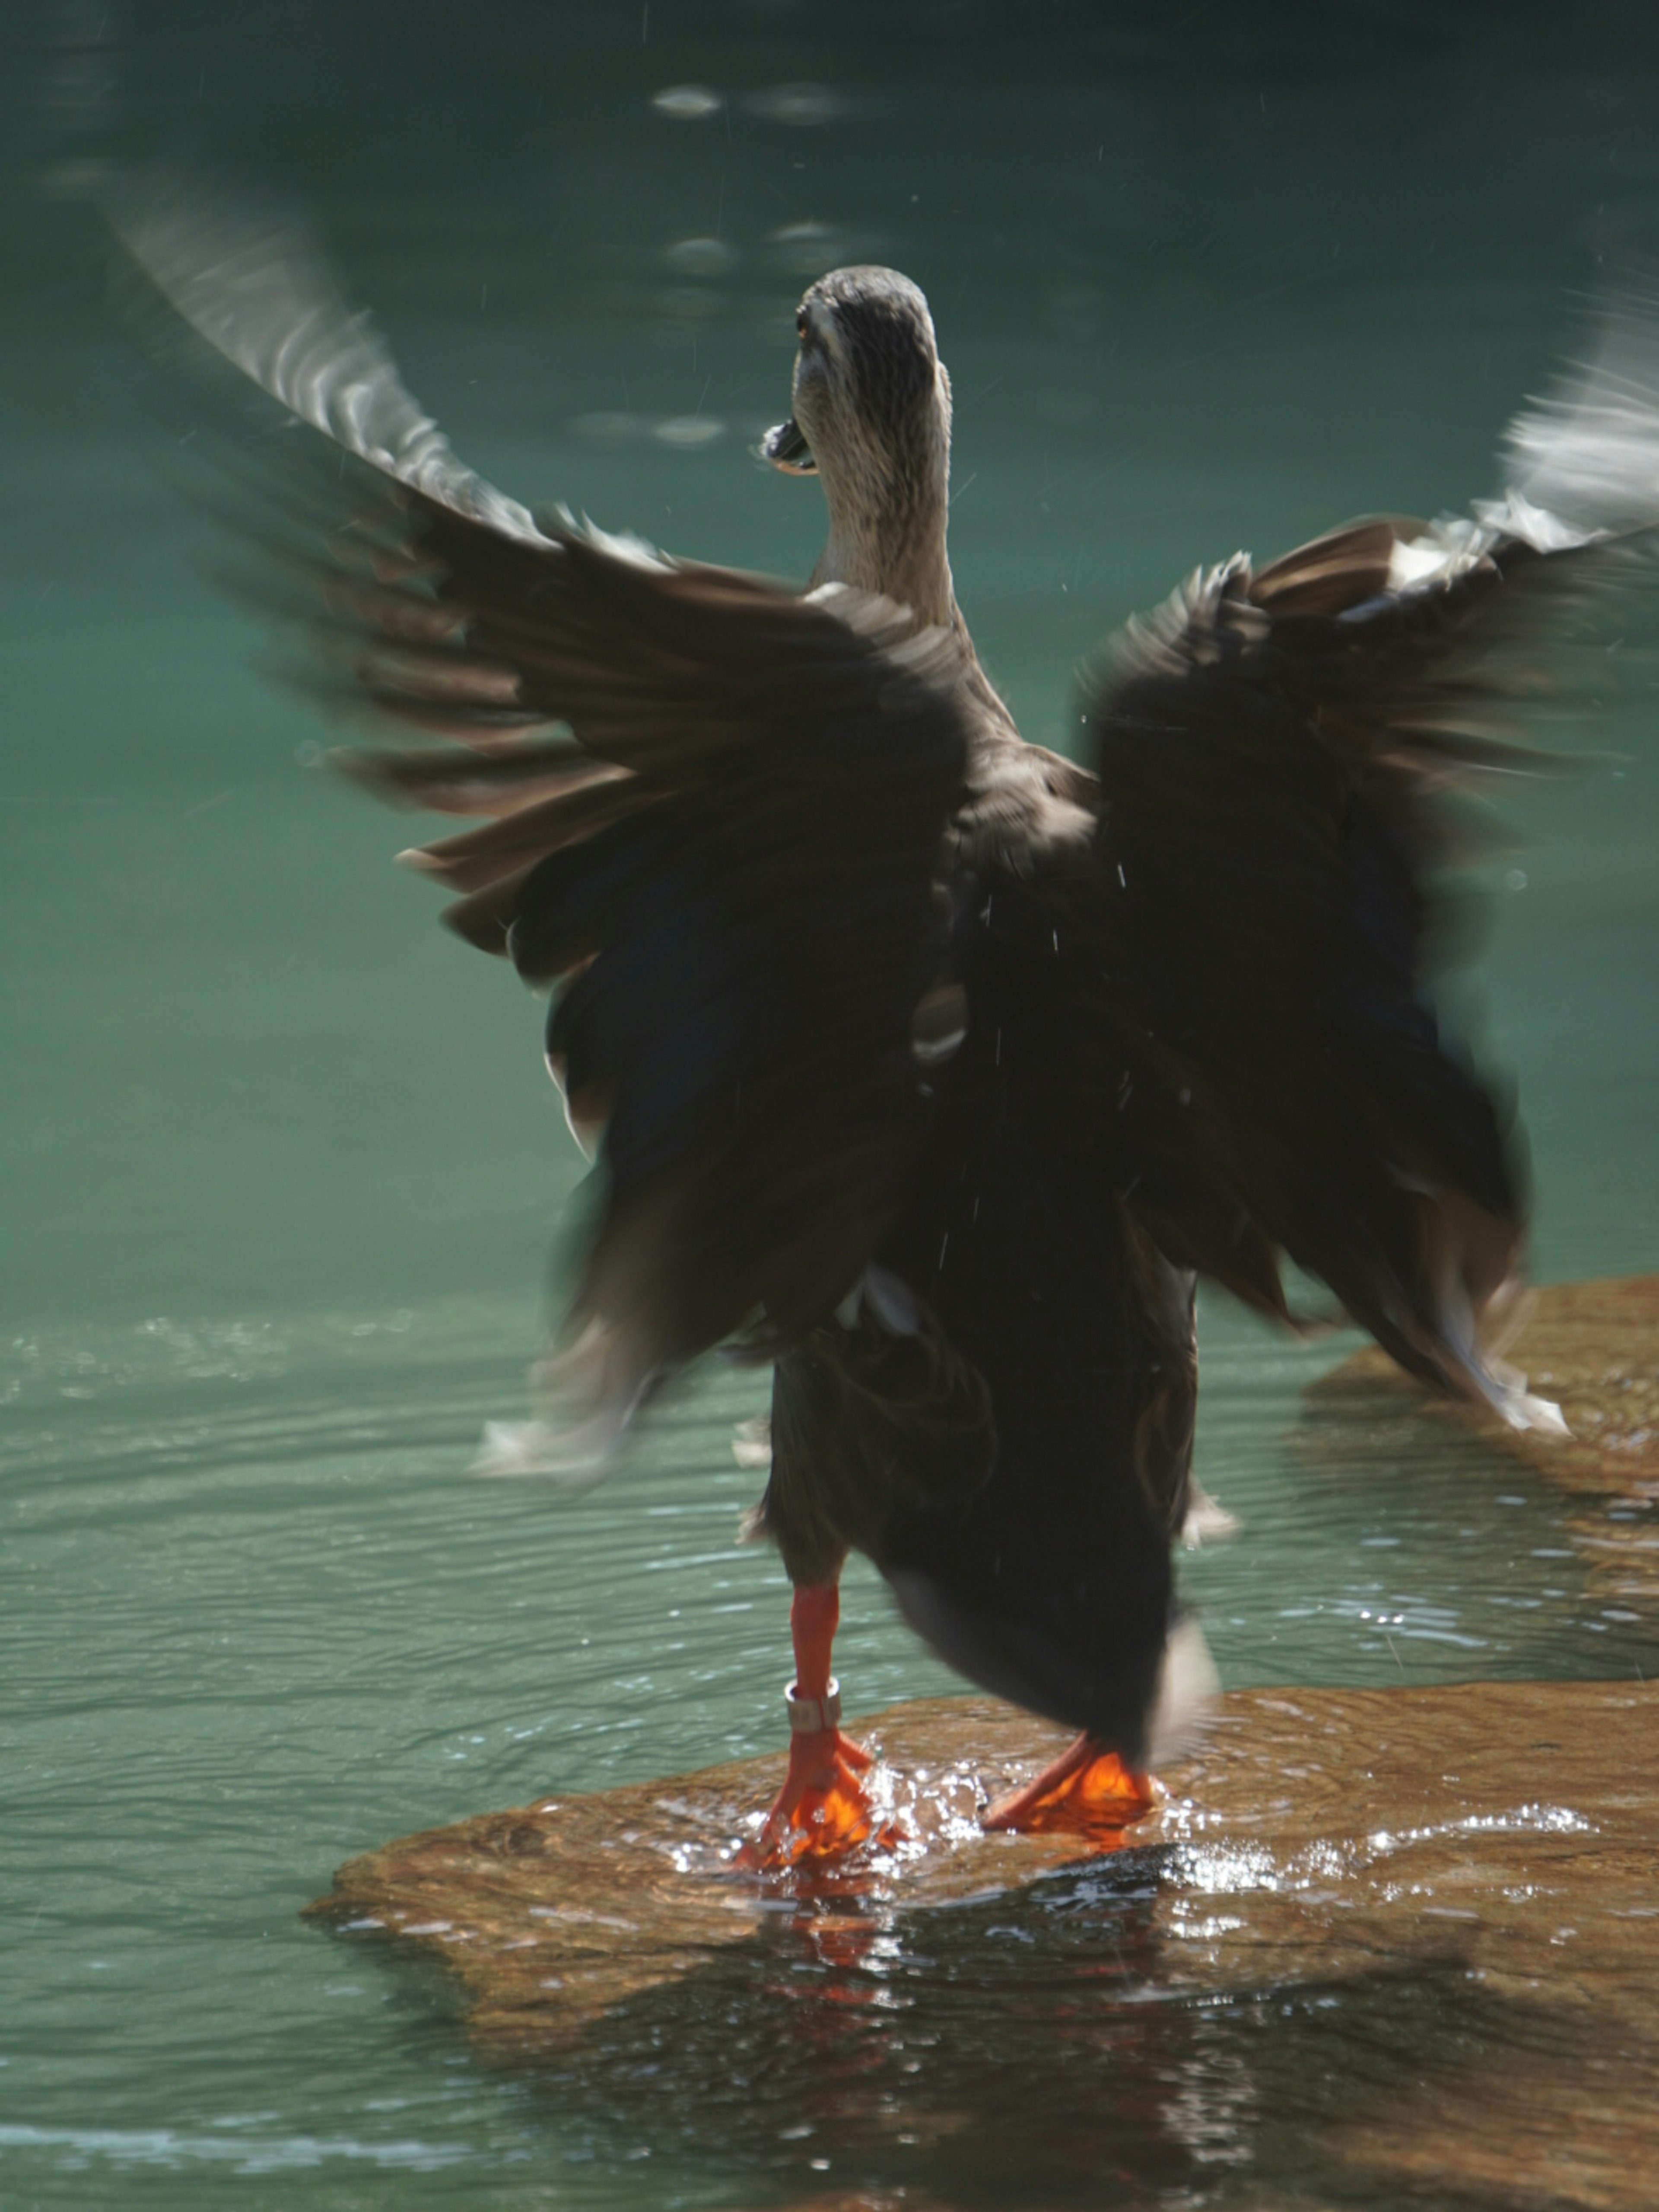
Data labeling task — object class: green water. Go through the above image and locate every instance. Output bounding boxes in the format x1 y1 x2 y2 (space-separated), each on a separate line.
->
5 6 1659 2205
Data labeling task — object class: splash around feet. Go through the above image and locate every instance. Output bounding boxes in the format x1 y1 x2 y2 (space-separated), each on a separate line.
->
736 1724 905 1869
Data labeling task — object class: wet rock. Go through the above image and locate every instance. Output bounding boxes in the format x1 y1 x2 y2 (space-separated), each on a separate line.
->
311 1678 1659 2209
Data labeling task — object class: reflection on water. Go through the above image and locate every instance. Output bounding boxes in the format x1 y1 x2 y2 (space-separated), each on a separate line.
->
5 2 1659 2206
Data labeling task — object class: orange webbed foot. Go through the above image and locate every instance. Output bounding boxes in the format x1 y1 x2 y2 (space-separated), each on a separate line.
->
737 1723 900 1870
981 1731 1155 1847
737 1584 906 1869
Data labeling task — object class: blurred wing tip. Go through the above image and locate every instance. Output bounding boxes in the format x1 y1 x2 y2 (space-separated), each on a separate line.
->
469 1418 617 1487
731 1413 773 1471
1500 287 1659 539
1446 1288 1570 1438
113 175 550 546
1179 1480 1240 1550
473 1316 660 1486
569 512 670 571
469 1322 655 1484
1513 1391 1570 1438
1476 1368 1570 1438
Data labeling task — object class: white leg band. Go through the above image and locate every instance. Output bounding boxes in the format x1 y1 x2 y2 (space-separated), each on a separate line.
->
785 1676 841 1734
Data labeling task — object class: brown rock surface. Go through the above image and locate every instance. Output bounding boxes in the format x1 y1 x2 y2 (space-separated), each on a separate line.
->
311 1678 1659 2209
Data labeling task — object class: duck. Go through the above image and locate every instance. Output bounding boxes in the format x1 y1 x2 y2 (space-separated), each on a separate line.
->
117 187 1648 1866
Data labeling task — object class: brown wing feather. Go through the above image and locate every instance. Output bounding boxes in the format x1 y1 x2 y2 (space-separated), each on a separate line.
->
1085 490 1652 1422
117 187 976 1472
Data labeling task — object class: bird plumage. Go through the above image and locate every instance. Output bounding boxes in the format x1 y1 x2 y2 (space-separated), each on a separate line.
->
115 181 1657 1770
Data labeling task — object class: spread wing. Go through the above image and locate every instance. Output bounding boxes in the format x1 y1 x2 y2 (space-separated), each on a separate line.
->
117 187 974 1472
1084 306 1659 1424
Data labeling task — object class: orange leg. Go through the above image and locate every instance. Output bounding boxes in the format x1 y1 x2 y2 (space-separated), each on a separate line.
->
737 1583 899 1869
981 1729 1155 1844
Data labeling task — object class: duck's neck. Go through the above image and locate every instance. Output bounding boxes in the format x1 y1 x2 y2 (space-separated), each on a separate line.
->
809 414 959 632
810 508 957 631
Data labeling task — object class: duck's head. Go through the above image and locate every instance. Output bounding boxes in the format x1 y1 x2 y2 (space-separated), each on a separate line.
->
763 266 957 627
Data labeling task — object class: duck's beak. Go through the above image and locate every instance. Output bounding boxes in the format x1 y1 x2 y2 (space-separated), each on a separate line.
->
761 417 817 474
